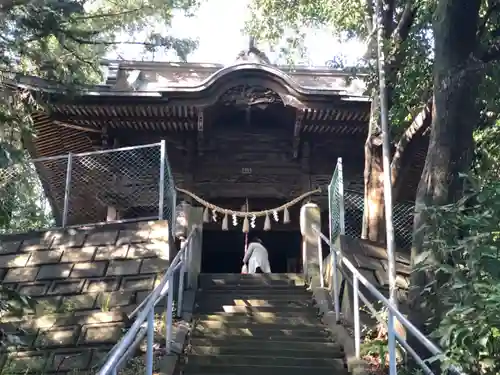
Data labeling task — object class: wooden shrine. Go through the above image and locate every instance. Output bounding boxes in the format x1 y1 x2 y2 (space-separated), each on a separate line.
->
11 46 428 229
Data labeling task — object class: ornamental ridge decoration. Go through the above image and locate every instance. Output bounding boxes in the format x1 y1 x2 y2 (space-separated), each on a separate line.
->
219 84 283 109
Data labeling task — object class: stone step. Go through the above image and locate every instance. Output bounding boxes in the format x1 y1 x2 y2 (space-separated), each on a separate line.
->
196 309 319 317
201 285 308 292
196 298 313 310
199 291 312 299
190 337 343 353
200 289 311 296
185 354 346 369
190 344 344 358
199 304 317 314
201 273 305 287
192 325 332 340
196 314 322 327
183 364 348 375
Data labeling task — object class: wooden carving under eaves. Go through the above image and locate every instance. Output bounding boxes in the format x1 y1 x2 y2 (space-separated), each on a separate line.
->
293 109 305 159
197 110 204 155
219 85 283 109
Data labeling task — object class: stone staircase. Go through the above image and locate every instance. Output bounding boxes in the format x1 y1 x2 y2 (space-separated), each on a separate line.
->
181 273 348 375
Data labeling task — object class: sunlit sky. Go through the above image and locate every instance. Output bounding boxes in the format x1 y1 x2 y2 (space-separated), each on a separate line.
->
106 0 365 66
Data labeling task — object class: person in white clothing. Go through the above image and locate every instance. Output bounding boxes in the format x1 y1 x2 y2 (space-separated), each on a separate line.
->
243 237 271 274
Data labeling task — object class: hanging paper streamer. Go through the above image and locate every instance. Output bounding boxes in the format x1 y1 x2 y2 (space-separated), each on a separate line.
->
264 213 271 231
203 207 209 223
273 210 279 222
222 213 228 231
250 215 256 229
232 214 238 226
283 207 290 224
212 209 217 222
242 216 249 233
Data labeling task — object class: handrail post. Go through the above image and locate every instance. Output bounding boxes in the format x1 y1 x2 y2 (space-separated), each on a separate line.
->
186 230 193 289
177 250 185 318
318 236 324 288
165 273 174 353
62 153 73 227
331 245 340 323
337 158 345 235
158 140 166 220
353 274 361 359
146 309 154 375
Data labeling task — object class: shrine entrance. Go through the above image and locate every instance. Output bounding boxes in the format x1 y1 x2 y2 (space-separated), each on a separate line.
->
201 229 302 274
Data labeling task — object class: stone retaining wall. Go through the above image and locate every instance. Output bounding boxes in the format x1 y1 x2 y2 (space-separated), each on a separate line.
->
0 220 171 374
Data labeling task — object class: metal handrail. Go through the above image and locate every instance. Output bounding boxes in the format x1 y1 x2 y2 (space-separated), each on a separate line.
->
312 227 462 375
97 226 199 375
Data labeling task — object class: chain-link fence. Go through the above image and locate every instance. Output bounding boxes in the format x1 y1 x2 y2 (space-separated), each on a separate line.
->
0 141 177 235
344 190 414 249
328 157 345 244
328 157 414 249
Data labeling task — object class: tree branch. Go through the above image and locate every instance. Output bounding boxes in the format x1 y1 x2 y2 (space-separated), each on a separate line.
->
479 40 500 62
382 0 396 37
390 97 433 186
70 6 154 21
477 0 500 39
361 0 374 34
391 0 416 44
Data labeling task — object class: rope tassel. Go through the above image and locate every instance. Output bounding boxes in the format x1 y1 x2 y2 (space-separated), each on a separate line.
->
222 213 228 231
283 207 290 224
242 216 249 233
203 207 209 223
264 213 271 231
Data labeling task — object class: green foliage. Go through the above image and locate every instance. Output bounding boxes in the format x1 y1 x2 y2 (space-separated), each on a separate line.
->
414 177 500 374
0 286 36 349
0 0 201 232
245 0 434 139
474 120 500 184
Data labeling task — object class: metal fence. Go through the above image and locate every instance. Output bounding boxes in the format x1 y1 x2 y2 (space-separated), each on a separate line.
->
0 141 176 234
328 157 414 249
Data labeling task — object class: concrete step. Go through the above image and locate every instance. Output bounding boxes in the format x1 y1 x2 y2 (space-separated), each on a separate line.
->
196 309 319 318
201 285 308 292
199 305 317 314
196 298 313 310
199 291 312 299
189 344 344 358
200 289 311 297
183 364 348 375
192 325 332 340
201 273 305 287
190 337 343 353
185 354 346 369
196 314 322 327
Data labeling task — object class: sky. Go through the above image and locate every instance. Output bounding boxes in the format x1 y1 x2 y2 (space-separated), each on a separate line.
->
106 0 366 67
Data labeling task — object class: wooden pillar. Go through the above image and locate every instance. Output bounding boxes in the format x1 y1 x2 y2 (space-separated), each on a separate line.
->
301 140 312 192
300 202 322 286
101 126 121 222
183 136 196 205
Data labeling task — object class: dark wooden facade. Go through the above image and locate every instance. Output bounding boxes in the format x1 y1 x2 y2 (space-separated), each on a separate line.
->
14 60 426 226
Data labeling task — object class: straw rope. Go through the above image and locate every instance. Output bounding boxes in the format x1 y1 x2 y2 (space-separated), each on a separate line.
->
175 187 321 217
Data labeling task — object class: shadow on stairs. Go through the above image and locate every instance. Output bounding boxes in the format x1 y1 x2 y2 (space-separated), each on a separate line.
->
177 273 349 375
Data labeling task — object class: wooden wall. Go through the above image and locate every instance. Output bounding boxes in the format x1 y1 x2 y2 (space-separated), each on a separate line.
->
161 126 366 212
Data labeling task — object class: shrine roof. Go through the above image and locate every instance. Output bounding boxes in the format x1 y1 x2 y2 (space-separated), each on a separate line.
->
10 61 369 105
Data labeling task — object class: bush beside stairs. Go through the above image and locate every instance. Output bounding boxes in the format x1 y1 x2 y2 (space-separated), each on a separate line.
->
179 273 349 375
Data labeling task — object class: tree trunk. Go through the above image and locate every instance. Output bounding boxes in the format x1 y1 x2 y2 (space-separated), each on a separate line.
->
362 95 386 244
408 0 481 356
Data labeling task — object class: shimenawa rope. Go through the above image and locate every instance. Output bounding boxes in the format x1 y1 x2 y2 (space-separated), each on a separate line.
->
175 187 321 232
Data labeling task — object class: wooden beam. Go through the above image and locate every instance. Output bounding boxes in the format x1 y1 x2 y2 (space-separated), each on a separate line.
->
197 110 204 155
293 109 305 159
